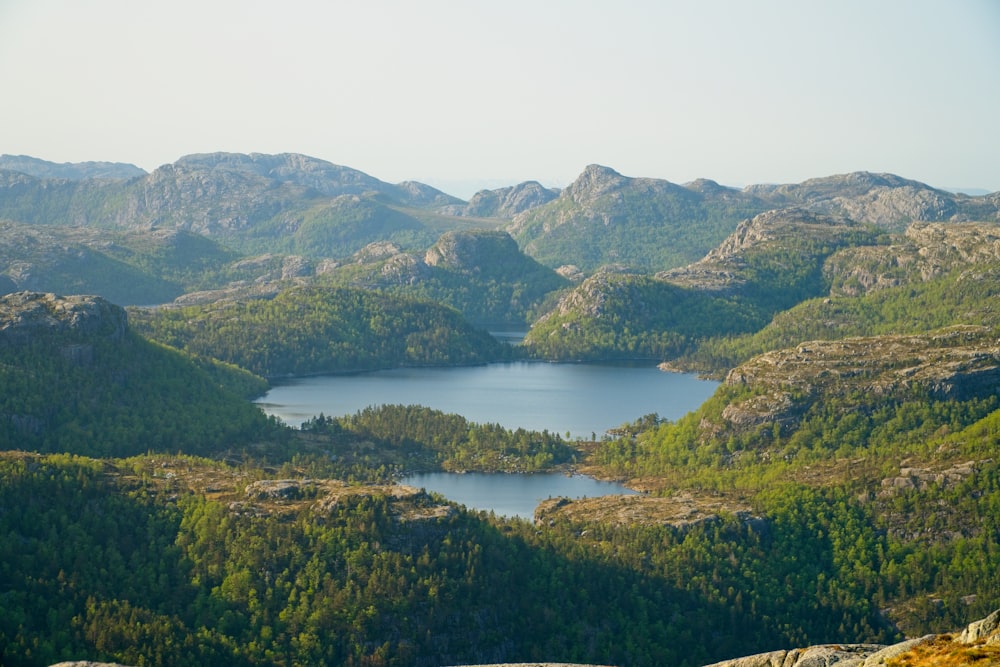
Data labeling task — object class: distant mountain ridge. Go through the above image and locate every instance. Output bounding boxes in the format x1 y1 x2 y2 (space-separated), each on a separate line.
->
0 154 146 180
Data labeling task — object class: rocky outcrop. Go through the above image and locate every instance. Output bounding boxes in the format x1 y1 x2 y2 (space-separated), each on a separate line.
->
534 492 757 531
449 181 560 218
826 221 1000 297
703 608 1000 666
0 291 128 347
424 230 523 274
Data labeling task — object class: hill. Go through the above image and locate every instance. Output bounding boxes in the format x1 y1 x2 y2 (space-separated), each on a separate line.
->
0 291 273 457
128 284 509 377
508 167 1000 274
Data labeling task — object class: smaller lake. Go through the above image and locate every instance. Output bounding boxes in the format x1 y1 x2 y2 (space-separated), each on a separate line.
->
401 471 637 521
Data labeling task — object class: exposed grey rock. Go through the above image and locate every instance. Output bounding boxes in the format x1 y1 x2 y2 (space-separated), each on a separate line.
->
245 479 306 500
826 221 1000 297
958 608 1000 644
703 610 1000 667
353 241 404 264
449 181 560 218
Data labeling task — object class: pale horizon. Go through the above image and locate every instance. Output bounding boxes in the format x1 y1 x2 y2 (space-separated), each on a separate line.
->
2 0 998 198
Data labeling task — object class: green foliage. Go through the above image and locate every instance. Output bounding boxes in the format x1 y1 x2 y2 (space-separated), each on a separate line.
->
0 331 277 457
330 404 577 472
523 273 765 361
130 285 510 377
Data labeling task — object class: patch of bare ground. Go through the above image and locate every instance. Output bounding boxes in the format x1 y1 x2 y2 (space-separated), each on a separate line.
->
534 490 754 529
114 456 455 522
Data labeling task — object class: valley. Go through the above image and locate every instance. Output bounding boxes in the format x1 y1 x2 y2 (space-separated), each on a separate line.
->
1 152 1000 666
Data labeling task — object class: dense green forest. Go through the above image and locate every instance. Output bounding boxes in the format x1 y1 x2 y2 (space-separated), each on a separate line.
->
324 404 577 473
0 323 275 458
129 285 511 377
0 452 904 667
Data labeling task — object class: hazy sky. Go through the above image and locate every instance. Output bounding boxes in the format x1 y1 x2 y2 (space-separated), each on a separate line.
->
1 0 998 197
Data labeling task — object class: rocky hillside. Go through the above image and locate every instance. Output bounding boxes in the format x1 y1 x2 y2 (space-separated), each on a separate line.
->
509 167 1000 273
746 171 999 229
318 229 569 326
826 221 1000 297
716 325 1000 438
0 152 477 258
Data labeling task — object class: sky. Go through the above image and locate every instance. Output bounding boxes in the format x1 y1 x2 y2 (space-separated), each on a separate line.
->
1 0 998 198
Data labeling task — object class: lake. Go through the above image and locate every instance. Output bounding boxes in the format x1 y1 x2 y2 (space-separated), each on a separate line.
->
255 360 717 519
255 361 718 440
400 471 638 521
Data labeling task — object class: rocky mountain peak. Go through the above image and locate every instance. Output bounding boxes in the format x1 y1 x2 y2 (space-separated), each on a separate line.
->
565 164 630 205
456 180 561 218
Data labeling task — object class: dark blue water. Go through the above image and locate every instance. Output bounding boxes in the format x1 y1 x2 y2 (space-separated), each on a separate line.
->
255 361 718 440
401 471 637 520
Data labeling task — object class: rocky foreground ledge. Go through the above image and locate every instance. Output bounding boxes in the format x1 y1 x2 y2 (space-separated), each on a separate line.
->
47 608 1000 667
703 608 1000 667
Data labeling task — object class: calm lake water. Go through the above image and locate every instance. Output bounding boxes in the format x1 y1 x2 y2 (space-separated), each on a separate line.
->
400 471 638 521
255 361 718 519
255 361 718 440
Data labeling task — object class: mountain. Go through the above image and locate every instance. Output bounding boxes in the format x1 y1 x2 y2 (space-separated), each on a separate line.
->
0 152 479 259
509 167 1000 274
506 164 769 273
442 180 561 218
743 171 999 229
315 229 569 326
0 291 271 457
522 208 879 361
0 154 146 180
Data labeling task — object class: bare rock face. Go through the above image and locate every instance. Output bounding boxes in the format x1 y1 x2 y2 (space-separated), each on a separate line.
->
826 221 1000 297
0 291 128 347
456 181 560 218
